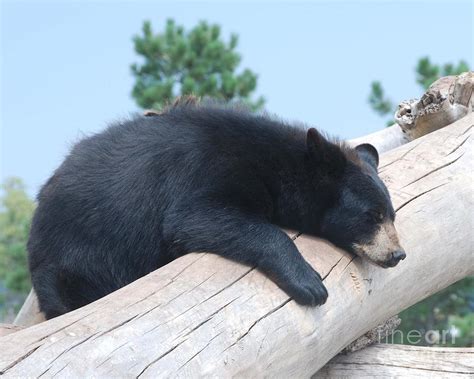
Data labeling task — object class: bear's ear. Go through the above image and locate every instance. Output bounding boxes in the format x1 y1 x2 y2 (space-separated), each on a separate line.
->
306 128 346 173
355 143 379 169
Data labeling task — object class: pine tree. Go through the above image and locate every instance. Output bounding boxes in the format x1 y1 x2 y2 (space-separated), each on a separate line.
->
415 57 469 90
131 20 264 111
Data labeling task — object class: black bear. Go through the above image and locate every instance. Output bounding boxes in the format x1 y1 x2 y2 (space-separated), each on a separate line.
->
28 100 405 319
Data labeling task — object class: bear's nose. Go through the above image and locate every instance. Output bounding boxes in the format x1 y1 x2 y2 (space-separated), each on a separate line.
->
391 249 406 262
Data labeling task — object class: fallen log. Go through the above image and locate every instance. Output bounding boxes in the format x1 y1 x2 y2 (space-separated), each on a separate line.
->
1 113 472 377
314 344 474 378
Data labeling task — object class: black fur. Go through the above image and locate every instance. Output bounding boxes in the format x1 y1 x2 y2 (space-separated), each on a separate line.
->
28 102 395 318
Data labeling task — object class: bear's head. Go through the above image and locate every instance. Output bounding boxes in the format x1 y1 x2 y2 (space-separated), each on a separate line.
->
306 128 406 268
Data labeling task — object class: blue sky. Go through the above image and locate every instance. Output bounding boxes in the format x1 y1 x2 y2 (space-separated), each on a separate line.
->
1 0 472 196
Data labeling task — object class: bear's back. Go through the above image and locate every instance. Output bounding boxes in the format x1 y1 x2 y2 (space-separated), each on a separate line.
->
31 106 307 260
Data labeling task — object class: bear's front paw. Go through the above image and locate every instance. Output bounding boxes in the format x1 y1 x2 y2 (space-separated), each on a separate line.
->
281 263 328 306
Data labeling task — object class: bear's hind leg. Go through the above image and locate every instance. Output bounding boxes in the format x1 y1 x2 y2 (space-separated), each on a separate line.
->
31 264 70 319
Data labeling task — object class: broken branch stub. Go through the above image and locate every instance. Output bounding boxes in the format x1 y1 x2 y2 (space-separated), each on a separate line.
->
395 71 473 140
351 71 473 153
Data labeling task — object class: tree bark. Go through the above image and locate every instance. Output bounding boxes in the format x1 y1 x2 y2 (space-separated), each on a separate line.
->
314 344 474 378
0 114 472 377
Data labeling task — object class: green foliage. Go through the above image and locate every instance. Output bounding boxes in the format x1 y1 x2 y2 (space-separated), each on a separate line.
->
0 177 35 294
449 312 474 347
368 81 394 116
368 57 470 123
416 57 470 90
393 277 473 347
131 19 264 111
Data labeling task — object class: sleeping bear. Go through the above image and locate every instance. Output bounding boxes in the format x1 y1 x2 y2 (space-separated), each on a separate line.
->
28 99 405 319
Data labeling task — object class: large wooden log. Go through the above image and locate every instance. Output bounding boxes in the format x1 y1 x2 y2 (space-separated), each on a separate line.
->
0 114 472 377
314 344 474 378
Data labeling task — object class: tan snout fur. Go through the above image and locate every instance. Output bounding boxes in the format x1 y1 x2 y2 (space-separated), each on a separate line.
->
353 222 402 265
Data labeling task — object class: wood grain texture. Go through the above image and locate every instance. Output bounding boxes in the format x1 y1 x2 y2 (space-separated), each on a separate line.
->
314 344 474 378
1 115 472 378
0 324 23 338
